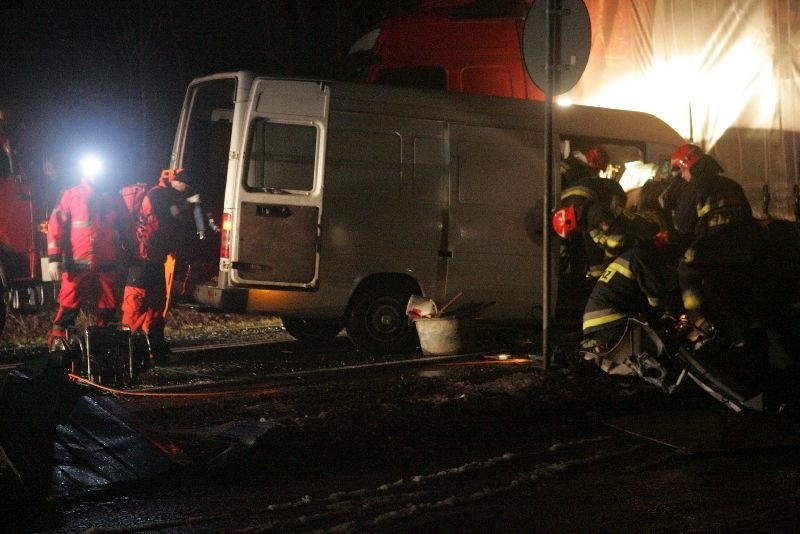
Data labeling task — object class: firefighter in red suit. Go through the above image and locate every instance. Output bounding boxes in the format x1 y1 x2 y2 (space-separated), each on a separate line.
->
47 156 134 347
121 168 195 363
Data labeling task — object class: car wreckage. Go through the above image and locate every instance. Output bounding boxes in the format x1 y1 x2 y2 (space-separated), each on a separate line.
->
580 316 792 413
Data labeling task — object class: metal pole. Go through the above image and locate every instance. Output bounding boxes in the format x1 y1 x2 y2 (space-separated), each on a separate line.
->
542 0 556 370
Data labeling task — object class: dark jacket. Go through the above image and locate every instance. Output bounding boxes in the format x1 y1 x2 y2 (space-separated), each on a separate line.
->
137 181 191 262
560 176 627 277
673 157 753 243
583 244 667 336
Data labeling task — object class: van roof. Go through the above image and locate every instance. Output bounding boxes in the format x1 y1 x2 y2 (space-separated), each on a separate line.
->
190 71 682 149
323 79 682 146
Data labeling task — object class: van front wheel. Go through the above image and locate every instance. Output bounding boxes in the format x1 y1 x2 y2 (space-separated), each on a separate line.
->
282 318 342 346
346 285 419 354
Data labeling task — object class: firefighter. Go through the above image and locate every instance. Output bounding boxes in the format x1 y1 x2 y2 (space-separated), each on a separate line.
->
562 146 611 188
46 156 135 347
586 204 666 264
670 143 759 348
554 174 674 332
657 162 688 230
121 168 198 364
553 174 627 280
580 234 676 372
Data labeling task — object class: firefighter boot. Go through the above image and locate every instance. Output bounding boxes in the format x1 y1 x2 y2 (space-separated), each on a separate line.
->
146 329 173 367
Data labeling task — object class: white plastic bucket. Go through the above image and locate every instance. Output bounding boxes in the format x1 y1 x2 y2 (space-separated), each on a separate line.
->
414 317 475 356
406 295 437 319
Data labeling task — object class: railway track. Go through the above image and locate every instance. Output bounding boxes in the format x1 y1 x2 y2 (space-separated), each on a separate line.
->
1 329 537 395
127 350 516 392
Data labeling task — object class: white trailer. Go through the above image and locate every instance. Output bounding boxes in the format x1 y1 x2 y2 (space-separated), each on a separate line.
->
171 71 682 353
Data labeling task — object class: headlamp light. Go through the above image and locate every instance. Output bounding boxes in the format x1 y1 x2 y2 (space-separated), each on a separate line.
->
80 155 103 178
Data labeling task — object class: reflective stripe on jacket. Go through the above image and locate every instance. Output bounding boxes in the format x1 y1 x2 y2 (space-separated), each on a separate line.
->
47 180 132 268
582 246 665 335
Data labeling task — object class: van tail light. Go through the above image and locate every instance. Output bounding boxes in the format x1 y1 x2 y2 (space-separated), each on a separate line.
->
220 210 233 259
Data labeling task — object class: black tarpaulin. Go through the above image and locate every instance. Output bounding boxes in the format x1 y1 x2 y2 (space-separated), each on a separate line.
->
51 394 184 497
0 367 185 499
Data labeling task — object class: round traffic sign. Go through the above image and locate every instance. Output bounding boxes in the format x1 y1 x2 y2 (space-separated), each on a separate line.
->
523 0 591 95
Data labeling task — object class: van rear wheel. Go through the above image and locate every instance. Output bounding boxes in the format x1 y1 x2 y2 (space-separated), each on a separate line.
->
346 284 419 354
282 318 342 346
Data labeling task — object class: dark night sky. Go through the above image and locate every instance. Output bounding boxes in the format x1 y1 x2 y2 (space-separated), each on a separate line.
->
1 0 424 184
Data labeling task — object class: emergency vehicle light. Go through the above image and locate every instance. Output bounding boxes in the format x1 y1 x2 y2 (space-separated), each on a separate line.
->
80 155 103 178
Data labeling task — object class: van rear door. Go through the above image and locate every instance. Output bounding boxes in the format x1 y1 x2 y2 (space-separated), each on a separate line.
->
230 79 329 289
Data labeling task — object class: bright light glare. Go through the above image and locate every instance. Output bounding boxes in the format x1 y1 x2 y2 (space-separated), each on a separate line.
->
567 5 776 150
80 155 103 178
556 96 573 107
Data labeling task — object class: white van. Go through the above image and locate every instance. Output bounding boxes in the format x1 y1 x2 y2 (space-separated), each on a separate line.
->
171 71 683 353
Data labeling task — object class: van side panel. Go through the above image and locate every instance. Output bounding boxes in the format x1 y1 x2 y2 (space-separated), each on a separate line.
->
448 124 545 320
242 106 450 318
318 111 448 303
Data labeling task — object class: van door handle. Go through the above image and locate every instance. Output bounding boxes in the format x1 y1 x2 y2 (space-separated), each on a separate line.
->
255 205 292 218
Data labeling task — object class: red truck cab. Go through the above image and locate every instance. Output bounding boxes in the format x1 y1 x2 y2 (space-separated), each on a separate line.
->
0 112 47 335
346 0 542 100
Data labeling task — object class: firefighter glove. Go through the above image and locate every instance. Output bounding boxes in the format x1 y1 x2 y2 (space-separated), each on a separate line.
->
48 260 63 282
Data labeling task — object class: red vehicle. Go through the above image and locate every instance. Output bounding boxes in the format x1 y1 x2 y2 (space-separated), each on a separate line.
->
0 112 48 335
345 0 542 100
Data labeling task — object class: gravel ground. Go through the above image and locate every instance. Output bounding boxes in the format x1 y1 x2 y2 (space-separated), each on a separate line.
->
5 298 800 532
0 300 284 358
6 339 800 533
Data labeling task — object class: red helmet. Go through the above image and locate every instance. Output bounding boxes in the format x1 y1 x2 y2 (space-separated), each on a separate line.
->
552 204 579 239
160 168 182 182
161 169 178 182
160 167 195 185
651 230 671 250
585 147 610 170
670 143 704 171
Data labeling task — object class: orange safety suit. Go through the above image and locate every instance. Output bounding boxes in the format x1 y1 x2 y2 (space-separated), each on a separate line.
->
47 178 134 344
121 179 188 358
